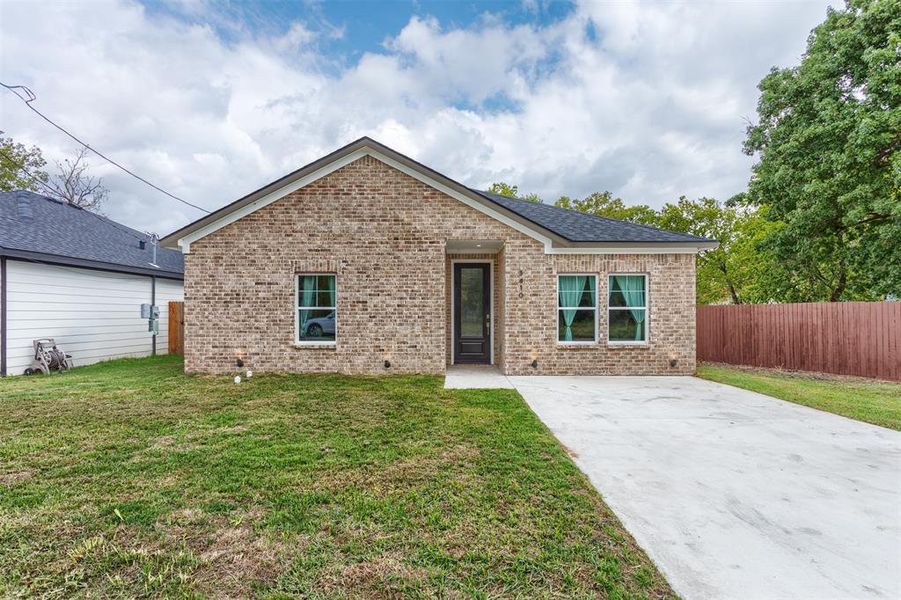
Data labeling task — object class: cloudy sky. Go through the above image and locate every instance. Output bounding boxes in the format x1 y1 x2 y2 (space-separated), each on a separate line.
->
1 0 834 235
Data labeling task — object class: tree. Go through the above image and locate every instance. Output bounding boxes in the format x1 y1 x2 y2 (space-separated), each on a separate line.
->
741 0 900 301
0 135 48 192
44 147 108 212
554 191 786 304
487 181 542 202
555 191 658 225
655 196 783 304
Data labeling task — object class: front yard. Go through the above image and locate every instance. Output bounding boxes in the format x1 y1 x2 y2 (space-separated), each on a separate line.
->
697 363 901 430
0 355 672 598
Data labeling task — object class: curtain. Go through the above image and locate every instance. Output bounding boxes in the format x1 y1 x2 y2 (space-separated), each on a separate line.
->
615 275 646 341
324 275 336 312
299 275 317 330
559 276 587 341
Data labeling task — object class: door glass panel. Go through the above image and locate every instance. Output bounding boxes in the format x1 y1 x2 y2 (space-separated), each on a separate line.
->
460 267 484 337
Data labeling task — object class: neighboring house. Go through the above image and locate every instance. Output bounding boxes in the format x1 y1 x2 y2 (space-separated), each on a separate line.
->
161 137 716 376
0 191 184 376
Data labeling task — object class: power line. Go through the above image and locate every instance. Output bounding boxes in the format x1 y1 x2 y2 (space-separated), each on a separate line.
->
1 82 210 214
0 145 150 242
0 153 166 288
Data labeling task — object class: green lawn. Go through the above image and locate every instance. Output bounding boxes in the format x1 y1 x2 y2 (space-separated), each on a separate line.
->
0 356 672 599
697 363 901 431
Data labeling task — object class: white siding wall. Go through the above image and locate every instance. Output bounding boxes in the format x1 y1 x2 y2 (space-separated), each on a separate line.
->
4 260 183 375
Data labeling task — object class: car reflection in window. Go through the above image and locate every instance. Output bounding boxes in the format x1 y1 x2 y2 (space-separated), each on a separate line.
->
304 311 335 338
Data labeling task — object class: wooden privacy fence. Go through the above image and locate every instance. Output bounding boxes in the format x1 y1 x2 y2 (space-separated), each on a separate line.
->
697 302 901 381
168 301 185 355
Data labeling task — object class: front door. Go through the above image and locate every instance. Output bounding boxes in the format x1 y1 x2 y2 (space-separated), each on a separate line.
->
453 263 491 364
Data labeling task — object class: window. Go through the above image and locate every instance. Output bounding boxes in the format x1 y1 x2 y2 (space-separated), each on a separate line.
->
558 275 597 342
608 274 647 343
297 274 336 343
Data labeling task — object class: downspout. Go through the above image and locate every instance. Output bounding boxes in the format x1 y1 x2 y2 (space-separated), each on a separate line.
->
151 275 157 356
1 256 7 376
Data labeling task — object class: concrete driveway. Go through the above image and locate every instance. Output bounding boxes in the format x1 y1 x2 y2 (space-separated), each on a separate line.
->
509 376 901 600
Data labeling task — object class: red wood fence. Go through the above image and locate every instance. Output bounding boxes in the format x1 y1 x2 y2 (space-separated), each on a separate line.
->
697 302 901 381
168 301 185 356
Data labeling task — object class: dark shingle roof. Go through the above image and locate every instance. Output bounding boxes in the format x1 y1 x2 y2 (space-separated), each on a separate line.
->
473 190 712 243
0 191 183 278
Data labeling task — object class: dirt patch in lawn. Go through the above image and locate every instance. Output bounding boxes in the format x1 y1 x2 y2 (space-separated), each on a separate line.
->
700 361 898 384
0 469 33 485
315 552 431 598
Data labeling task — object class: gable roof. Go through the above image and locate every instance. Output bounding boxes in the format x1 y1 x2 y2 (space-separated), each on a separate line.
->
0 190 183 279
161 137 717 253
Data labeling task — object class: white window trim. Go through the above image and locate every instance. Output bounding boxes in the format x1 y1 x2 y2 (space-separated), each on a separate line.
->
295 273 338 346
556 273 599 345
607 273 649 345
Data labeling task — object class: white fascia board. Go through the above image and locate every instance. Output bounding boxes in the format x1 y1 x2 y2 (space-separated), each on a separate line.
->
177 148 369 252
546 245 713 255
177 147 555 252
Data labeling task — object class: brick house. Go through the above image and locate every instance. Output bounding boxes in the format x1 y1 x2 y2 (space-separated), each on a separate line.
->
161 138 716 376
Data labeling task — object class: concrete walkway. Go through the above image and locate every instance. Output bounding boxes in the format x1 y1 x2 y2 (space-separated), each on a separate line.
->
444 365 513 389
509 375 901 600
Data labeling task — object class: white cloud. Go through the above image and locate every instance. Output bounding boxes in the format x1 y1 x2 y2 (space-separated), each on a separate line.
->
0 0 835 235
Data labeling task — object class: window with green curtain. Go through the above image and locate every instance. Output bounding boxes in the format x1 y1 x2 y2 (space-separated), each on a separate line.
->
558 275 597 342
297 274 337 342
608 274 647 342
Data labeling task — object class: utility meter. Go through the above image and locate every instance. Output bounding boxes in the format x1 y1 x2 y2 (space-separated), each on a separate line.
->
141 304 160 319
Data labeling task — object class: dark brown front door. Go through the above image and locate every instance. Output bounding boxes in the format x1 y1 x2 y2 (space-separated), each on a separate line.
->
453 263 491 364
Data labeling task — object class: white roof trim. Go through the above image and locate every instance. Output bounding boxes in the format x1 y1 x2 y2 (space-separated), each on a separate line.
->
173 142 715 255
176 148 555 252
178 148 367 252
547 245 710 255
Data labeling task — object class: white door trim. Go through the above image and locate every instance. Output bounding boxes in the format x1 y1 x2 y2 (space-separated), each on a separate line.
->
450 258 494 366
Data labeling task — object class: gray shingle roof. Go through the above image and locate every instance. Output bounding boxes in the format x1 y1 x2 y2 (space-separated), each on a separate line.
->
0 191 183 278
474 190 712 243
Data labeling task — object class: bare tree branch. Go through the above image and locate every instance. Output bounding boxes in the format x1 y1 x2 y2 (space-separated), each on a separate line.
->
43 147 107 212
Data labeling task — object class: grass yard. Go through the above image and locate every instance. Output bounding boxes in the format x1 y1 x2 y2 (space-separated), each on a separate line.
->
0 355 672 599
697 363 901 431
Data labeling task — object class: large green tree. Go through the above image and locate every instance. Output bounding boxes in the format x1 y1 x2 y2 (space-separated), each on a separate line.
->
655 196 784 304
742 0 900 301
0 136 48 192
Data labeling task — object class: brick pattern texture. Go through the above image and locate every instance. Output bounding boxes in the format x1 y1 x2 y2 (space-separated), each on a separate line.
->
184 155 696 375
